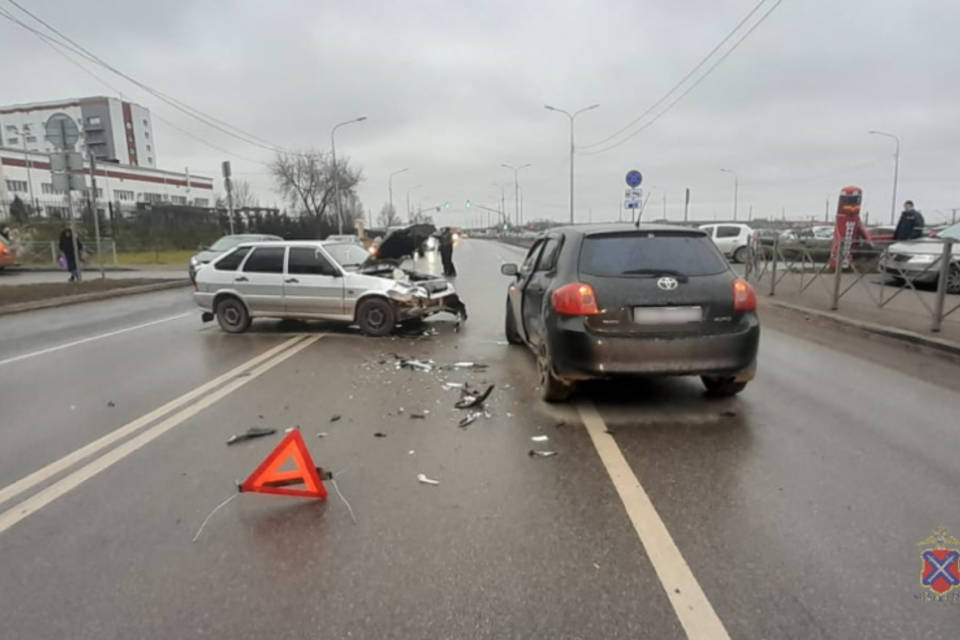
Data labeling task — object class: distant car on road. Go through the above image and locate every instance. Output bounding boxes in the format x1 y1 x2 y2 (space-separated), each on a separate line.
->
189 234 282 283
880 222 960 293
0 234 15 270
501 224 760 401
698 223 754 263
194 240 465 336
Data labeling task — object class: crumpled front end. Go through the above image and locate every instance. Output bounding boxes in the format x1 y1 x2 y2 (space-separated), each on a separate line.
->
385 279 467 321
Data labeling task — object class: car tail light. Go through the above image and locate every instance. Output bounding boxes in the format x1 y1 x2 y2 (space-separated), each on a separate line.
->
552 282 600 316
732 278 757 312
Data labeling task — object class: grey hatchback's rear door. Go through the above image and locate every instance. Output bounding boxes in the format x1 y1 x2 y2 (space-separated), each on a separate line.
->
283 246 345 317
237 246 286 313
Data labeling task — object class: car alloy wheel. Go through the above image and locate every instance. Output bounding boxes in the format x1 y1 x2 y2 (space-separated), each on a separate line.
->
946 264 960 294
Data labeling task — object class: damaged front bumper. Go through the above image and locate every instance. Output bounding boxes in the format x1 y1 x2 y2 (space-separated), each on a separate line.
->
386 276 466 321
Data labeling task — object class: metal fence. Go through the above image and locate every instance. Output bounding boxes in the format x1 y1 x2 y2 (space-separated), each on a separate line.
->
13 240 119 267
745 236 959 333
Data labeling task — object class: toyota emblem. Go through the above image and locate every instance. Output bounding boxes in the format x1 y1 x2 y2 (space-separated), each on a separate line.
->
657 277 679 291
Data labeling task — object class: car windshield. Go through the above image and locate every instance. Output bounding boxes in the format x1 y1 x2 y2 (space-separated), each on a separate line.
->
325 242 370 268
939 223 960 240
580 232 728 277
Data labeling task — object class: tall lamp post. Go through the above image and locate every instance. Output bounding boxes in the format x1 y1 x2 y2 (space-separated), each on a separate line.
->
545 103 599 224
868 130 901 225
501 163 531 227
720 168 739 221
388 167 408 224
330 116 367 234
406 184 422 221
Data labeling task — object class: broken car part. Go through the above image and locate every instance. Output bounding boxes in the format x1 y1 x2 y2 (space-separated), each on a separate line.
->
226 427 277 445
417 473 440 486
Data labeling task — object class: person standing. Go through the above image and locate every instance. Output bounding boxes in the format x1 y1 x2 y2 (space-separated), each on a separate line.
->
59 228 83 282
894 200 925 240
439 227 457 277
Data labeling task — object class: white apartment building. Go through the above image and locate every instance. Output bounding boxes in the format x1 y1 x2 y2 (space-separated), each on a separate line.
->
0 96 156 168
0 146 214 220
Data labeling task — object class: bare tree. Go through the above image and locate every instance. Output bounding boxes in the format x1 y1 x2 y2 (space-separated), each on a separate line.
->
378 203 402 228
270 150 362 224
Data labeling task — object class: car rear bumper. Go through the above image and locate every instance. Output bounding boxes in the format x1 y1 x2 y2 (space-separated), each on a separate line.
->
880 265 940 283
547 315 760 381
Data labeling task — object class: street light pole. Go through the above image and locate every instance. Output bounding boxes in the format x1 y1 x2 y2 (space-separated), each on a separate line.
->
545 103 599 225
501 163 531 227
868 130 901 225
388 167 408 224
330 116 367 235
720 168 738 221
406 184 422 222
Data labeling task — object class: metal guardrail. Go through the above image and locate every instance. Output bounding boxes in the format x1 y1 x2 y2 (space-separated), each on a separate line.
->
12 240 118 267
746 237 958 333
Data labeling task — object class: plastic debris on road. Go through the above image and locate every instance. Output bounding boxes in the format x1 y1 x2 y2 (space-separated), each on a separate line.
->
417 473 440 485
442 382 465 390
454 384 494 409
531 435 549 442
226 427 277 445
410 412 428 419
458 412 481 428
330 415 342 423
317 432 329 438
374 432 387 438
396 357 435 372
528 450 558 458
106 401 116 408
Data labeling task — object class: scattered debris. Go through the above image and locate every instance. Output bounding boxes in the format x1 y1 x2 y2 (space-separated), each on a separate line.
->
285 427 295 433
593 563 601 570
604 428 615 435
409 450 415 455
417 473 440 486
528 450 558 458
374 432 387 438
454 384 495 409
555 421 567 429
330 415 342 423
396 357 435 372
226 427 277 445
458 412 481 428
410 413 427 419
721 410 737 418
442 382 465 390
531 435 549 443
449 361 489 370
317 432 329 438
106 401 116 408
506 412 513 418
258 414 264 420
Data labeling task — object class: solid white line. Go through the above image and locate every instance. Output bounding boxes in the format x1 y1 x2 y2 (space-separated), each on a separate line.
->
578 401 730 640
0 334 322 535
0 335 307 508
0 311 193 367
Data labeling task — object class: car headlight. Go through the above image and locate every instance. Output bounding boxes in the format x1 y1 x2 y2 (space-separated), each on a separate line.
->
190 256 199 267
909 254 937 263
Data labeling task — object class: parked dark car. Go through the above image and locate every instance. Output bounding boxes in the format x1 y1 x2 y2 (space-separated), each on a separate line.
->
501 224 760 401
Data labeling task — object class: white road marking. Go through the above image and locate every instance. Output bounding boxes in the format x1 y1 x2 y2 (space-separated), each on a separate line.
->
578 401 730 640
0 334 322 535
0 335 307 508
0 312 193 367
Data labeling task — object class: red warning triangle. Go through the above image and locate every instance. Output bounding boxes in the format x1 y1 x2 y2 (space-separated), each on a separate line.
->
240 430 327 499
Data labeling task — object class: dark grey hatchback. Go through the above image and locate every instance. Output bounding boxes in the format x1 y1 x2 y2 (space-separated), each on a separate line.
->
502 224 760 402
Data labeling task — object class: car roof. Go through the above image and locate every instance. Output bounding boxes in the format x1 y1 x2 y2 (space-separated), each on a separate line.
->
233 239 360 247
540 223 709 238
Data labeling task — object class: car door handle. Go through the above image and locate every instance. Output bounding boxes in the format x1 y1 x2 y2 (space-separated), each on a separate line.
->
284 278 299 284
234 276 248 282
528 285 544 293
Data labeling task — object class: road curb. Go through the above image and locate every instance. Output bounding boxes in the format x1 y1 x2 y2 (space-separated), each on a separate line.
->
0 280 190 316
760 297 960 357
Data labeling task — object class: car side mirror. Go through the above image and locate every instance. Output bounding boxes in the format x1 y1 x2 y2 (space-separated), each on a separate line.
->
501 263 519 277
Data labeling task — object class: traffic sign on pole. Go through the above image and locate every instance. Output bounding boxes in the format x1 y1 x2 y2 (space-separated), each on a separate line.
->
625 170 643 188
44 114 80 150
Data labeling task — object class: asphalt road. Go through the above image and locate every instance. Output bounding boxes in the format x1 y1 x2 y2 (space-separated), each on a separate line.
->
0 239 958 639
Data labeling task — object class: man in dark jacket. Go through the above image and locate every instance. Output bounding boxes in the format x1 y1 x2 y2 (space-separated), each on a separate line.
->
894 200 925 240
438 227 457 277
59 228 83 282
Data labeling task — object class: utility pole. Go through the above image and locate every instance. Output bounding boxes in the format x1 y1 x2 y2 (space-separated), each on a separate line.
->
222 161 235 234
58 117 82 282
501 163 531 227
825 197 829 222
20 126 38 213
684 188 690 223
388 168 408 227
952 208 957 225
88 152 105 279
662 192 667 219
748 204 753 221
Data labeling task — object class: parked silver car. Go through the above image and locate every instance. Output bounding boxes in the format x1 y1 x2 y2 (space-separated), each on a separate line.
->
193 240 466 335
881 222 960 293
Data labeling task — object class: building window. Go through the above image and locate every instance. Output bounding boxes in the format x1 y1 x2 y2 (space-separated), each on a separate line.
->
142 119 148 127
126 122 132 129
171 195 187 205
194 198 209 207
25 135 37 143
41 183 62 195
5 180 28 193
147 157 152 164
142 192 163 203
87 116 102 126
5 125 17 133
7 137 18 146
144 131 149 138
146 145 151 152
115 189 134 201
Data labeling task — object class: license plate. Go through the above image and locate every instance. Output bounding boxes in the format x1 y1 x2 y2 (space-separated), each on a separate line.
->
632 306 702 324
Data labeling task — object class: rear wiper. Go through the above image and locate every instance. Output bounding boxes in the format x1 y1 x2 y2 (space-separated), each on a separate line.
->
620 269 689 282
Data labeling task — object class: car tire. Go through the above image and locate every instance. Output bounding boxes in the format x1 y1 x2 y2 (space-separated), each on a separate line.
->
357 297 396 337
215 296 251 334
504 297 523 345
733 246 748 264
945 263 960 295
701 375 747 397
537 343 573 403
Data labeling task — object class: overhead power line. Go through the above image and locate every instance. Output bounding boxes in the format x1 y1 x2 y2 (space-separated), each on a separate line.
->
3 0 287 154
581 0 784 156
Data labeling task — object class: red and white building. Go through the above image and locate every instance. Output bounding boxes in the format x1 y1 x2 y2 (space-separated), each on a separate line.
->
0 147 214 220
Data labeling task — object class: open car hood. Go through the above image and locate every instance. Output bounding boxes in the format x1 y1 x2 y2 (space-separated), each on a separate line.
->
371 223 437 261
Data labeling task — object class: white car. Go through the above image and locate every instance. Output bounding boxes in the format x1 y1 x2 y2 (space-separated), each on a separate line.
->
194 240 466 335
699 223 754 263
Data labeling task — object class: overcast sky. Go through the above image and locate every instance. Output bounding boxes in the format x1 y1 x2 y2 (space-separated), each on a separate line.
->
3 0 959 228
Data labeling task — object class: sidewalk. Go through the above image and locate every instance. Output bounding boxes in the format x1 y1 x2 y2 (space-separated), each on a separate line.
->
0 267 186 285
751 268 960 350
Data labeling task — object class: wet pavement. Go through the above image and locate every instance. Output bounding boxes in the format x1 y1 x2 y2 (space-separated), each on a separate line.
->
0 240 958 639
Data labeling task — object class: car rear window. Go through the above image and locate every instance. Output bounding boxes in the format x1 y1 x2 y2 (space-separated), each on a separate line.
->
716 226 741 238
579 232 728 277
242 247 285 273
